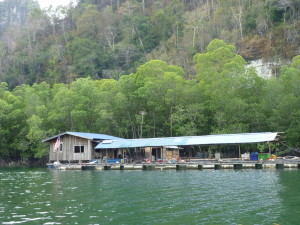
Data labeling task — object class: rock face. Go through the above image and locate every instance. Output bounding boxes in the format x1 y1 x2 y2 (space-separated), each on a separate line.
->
247 59 290 79
247 60 274 79
0 0 39 35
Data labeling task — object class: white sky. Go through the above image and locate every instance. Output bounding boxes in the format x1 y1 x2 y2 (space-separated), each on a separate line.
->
38 0 75 9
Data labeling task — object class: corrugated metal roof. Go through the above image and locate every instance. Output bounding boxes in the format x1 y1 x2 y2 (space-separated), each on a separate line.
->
43 131 123 142
95 132 279 149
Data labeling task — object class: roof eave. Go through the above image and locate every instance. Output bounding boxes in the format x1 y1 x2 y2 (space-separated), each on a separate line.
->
95 132 281 149
42 132 95 142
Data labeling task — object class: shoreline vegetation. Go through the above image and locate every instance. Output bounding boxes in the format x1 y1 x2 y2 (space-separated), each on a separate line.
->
0 157 48 168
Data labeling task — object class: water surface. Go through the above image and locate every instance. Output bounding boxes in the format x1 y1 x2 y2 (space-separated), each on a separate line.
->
0 168 299 224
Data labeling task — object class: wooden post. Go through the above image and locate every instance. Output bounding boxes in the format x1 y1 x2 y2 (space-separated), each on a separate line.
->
238 145 241 159
140 111 146 138
88 140 91 160
56 148 59 163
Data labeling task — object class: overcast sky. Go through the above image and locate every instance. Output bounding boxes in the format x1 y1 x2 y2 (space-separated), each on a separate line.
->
38 0 75 9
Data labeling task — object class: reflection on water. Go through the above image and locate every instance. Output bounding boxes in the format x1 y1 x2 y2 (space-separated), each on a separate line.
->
0 168 299 224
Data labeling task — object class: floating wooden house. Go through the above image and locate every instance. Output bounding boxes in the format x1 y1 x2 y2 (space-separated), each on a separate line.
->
43 132 122 163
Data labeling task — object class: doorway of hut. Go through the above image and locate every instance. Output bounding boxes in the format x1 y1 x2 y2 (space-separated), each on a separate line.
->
152 148 162 161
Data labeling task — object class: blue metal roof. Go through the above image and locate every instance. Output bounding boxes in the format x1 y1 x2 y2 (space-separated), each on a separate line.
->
43 131 123 142
95 132 280 149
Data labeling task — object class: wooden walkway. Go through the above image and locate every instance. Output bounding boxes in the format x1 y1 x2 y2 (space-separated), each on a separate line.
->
51 159 300 170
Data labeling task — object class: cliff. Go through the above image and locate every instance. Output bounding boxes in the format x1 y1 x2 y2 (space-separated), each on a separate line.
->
0 0 39 35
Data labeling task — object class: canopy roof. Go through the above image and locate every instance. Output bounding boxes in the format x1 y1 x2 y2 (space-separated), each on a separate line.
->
43 131 123 142
95 132 280 149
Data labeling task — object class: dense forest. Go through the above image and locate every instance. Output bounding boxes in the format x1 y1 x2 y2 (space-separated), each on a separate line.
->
1 0 300 163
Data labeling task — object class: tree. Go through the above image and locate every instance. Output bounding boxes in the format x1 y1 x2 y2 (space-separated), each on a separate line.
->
69 78 102 132
0 91 27 160
171 103 208 136
193 39 264 133
48 83 75 132
26 114 49 158
135 60 185 137
184 6 209 49
286 111 300 148
193 39 245 82
268 55 300 133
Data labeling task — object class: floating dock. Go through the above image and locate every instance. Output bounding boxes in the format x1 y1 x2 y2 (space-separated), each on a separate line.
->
48 159 300 170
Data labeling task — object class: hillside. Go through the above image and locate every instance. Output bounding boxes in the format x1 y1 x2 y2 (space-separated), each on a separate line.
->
2 0 300 163
0 0 300 88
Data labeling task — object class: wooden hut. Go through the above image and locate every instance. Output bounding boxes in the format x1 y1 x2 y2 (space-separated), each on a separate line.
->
43 132 122 163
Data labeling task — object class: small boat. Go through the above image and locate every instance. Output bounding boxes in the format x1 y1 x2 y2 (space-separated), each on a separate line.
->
47 161 61 169
47 163 56 168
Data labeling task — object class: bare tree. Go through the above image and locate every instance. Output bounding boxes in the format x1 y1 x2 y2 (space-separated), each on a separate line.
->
104 26 117 51
231 0 245 39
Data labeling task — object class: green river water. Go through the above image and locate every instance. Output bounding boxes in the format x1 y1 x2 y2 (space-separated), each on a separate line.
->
0 168 300 225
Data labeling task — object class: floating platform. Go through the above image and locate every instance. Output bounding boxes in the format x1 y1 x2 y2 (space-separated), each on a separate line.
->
48 159 300 170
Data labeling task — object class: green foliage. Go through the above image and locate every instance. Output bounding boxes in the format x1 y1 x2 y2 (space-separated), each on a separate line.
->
193 39 243 82
2 36 300 162
26 114 49 158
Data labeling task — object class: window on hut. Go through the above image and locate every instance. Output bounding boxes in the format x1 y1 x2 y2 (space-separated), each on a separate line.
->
74 145 85 153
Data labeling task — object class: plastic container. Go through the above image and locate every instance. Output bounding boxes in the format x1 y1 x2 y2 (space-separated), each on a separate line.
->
258 153 270 160
215 153 221 160
250 152 258 160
